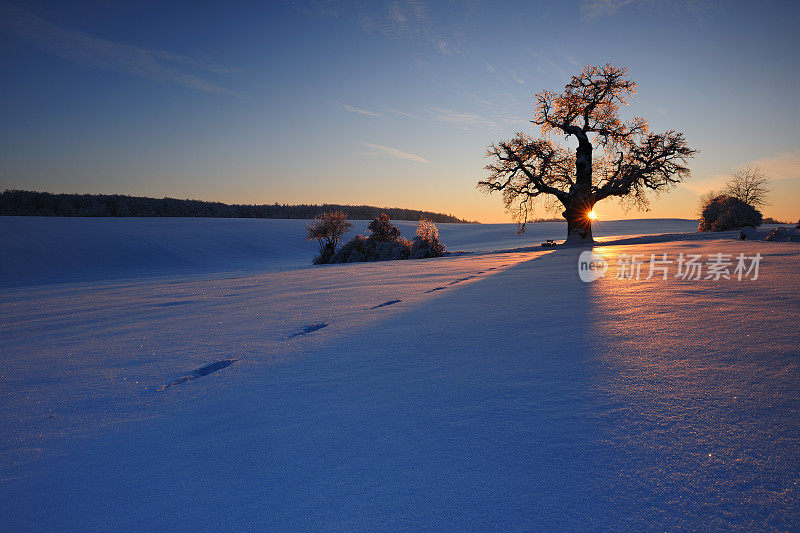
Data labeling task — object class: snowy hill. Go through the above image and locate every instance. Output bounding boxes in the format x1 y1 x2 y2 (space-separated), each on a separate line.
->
2 217 797 530
0 216 698 287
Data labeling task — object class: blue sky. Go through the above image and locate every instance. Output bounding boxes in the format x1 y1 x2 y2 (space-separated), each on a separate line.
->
1 0 798 222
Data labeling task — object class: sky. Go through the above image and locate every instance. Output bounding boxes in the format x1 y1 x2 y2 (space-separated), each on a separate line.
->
1 0 798 223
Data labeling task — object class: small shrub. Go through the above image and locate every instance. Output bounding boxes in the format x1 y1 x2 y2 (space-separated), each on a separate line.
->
765 227 800 242
314 214 446 264
367 213 401 241
307 211 352 264
698 195 762 232
410 219 446 259
328 214 412 263
328 234 412 263
329 235 369 263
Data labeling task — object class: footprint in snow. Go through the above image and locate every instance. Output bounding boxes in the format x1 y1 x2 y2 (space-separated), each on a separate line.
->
368 299 402 310
424 286 447 293
157 359 239 391
153 300 195 308
448 275 476 285
287 323 329 339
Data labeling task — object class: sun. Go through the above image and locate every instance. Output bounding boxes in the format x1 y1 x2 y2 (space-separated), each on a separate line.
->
587 210 597 220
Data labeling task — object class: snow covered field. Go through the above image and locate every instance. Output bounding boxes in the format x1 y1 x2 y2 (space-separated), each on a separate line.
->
1 217 798 530
0 216 698 287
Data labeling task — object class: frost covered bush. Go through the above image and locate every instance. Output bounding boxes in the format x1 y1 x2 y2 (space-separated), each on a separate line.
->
328 234 412 263
306 211 352 264
765 227 800 242
327 214 411 263
315 214 446 264
367 213 402 241
410 219 446 259
698 195 762 232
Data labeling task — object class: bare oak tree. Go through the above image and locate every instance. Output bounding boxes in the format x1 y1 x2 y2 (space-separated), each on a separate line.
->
478 64 698 243
723 163 771 208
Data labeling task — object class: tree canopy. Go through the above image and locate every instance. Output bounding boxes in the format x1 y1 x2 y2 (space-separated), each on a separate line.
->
479 63 698 242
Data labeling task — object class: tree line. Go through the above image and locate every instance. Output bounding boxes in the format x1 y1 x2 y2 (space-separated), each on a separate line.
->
0 190 474 223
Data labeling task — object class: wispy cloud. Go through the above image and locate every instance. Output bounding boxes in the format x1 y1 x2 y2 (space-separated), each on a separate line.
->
555 48 581 68
581 0 640 18
528 49 567 76
358 143 428 163
334 100 385 118
427 106 525 131
385 107 417 118
0 1 243 97
680 149 800 195
581 0 709 19
508 69 525 85
428 107 490 130
492 92 520 107
296 0 472 55
751 150 800 182
678 178 723 195
410 56 429 69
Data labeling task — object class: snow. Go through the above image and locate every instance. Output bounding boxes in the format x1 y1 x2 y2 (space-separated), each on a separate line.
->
0 216 698 288
740 224 800 242
1 217 798 530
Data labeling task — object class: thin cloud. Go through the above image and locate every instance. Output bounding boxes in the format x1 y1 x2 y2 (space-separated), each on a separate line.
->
359 143 428 163
492 92 519 107
508 69 525 85
528 49 567 76
680 149 800 195
435 40 453 55
150 50 243 75
410 56 430 69
429 106 526 131
385 107 417 118
296 0 470 55
429 107 490 130
555 48 582 68
334 100 385 118
581 0 710 19
427 106 525 130
0 1 243 98
679 178 722 195
581 0 640 18
752 150 800 181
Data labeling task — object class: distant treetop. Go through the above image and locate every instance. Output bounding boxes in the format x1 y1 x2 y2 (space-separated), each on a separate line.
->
0 190 475 224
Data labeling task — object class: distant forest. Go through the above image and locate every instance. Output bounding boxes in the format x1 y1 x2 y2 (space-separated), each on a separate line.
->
0 190 475 223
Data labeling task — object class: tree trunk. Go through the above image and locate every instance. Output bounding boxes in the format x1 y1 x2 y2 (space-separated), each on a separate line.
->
563 132 595 244
563 200 594 244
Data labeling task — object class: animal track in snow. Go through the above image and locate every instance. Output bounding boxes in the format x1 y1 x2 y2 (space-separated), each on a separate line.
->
287 323 329 339
424 286 447 293
153 300 195 308
368 299 402 310
157 359 239 391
